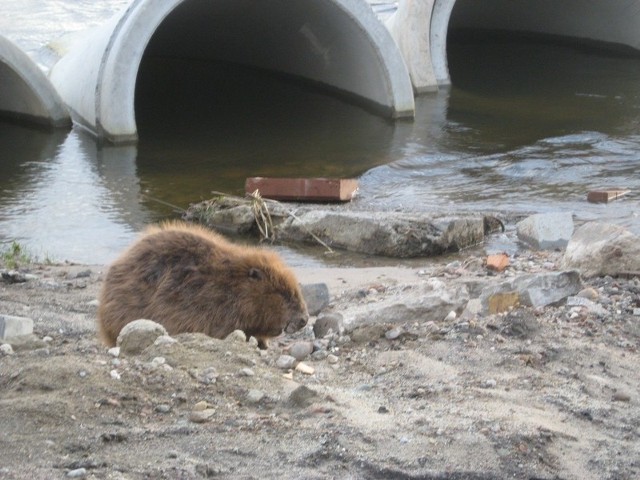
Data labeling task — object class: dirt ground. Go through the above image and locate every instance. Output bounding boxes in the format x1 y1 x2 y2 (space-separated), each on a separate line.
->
1 248 639 479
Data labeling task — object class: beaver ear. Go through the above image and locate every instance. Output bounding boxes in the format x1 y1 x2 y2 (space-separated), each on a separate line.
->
248 267 264 281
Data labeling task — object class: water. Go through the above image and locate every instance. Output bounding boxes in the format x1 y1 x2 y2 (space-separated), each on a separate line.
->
1 5 639 265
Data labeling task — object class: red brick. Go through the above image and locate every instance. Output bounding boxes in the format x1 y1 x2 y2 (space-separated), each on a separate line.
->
486 253 509 272
245 177 358 202
587 189 630 203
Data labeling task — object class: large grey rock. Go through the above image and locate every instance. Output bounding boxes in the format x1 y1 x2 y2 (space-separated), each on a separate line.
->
562 222 640 278
117 319 168 355
344 278 470 330
185 197 484 258
300 283 330 315
480 271 582 311
516 212 574 250
0 314 34 340
283 211 483 257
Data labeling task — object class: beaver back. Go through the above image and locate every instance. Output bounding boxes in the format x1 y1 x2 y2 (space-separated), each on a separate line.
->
97 222 308 347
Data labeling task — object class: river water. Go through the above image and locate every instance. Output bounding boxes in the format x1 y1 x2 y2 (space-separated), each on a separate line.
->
1 2 639 265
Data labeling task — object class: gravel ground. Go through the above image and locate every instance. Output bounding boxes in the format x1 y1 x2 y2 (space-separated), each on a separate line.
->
1 246 639 479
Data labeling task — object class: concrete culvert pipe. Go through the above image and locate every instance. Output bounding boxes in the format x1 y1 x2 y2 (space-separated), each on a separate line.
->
49 0 415 144
0 35 70 128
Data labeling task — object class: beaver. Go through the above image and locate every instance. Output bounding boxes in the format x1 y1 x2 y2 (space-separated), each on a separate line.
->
97 221 308 348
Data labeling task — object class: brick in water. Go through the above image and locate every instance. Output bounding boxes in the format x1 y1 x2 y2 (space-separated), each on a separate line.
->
0 314 34 340
245 177 358 202
587 189 630 203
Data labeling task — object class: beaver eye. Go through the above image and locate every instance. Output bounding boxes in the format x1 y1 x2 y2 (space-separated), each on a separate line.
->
248 268 264 281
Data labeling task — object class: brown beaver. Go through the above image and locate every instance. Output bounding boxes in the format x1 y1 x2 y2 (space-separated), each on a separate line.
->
97 221 308 348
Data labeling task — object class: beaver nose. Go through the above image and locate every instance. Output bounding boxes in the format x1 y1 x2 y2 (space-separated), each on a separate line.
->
285 312 309 333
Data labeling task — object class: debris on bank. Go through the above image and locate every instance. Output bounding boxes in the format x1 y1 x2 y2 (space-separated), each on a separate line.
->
184 193 487 258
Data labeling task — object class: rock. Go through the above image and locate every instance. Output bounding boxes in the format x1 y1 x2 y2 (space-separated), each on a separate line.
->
518 271 583 308
276 355 297 370
193 401 209 411
289 341 314 361
301 283 330 315
0 270 28 283
0 314 34 340
239 368 255 377
295 362 315 375
562 222 640 277
116 320 168 355
186 198 485 257
516 212 574 250
4 334 46 351
0 343 14 355
67 468 87 478
480 271 582 313
283 211 484 257
189 409 216 423
612 392 631 402
313 313 343 338
566 296 608 316
287 385 318 408
245 389 264 404
345 278 469 330
224 330 247 343
577 287 599 300
487 292 520 315
385 327 403 340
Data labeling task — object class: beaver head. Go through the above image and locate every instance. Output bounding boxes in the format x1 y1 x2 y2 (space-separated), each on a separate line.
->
208 249 309 341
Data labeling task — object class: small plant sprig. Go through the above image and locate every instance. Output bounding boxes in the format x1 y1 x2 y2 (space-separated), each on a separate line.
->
1 241 33 269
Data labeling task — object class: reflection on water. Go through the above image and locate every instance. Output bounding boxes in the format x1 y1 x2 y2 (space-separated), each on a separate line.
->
1 35 640 264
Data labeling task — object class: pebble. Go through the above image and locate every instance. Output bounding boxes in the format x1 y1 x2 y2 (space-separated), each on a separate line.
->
245 389 264 404
189 409 216 423
155 404 171 413
193 401 209 411
577 287 599 301
276 355 297 370
287 385 318 408
444 311 457 322
385 327 403 340
327 354 339 364
483 379 497 389
110 370 121 380
313 313 344 338
310 350 329 361
612 392 631 402
239 367 255 377
67 468 87 478
289 341 314 361
150 357 166 368
295 362 315 375
225 330 246 343
195 367 218 385
0 343 14 355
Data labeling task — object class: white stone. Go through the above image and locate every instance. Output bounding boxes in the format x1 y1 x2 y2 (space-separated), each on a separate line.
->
116 319 168 355
0 314 34 340
516 212 574 250
562 222 640 278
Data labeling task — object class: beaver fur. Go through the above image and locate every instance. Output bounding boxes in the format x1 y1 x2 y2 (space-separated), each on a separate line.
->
97 221 308 348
